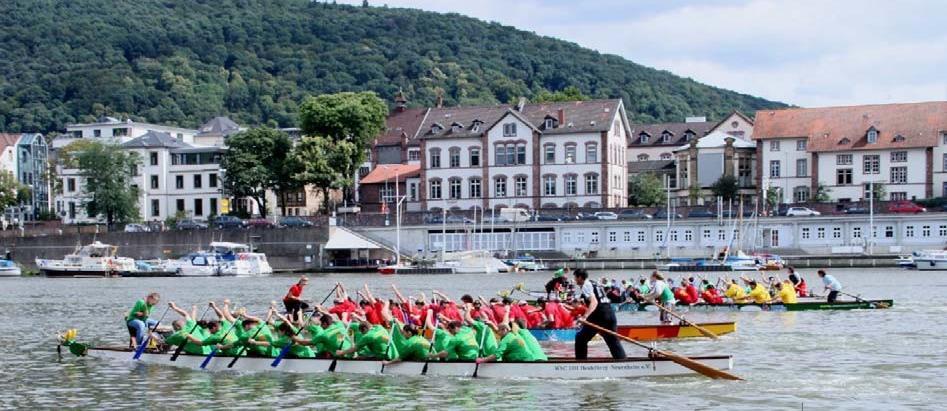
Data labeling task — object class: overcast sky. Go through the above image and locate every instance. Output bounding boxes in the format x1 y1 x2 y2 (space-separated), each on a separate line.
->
342 0 947 107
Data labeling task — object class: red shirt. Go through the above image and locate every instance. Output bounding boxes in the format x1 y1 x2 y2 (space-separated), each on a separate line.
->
556 304 575 328
365 301 384 325
701 289 724 304
682 285 699 304
525 308 544 328
441 303 462 322
391 304 405 324
491 304 507 323
795 280 808 297
283 284 303 302
509 304 527 322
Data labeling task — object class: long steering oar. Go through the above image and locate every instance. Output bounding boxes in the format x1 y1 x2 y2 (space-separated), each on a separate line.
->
170 305 212 361
578 319 742 381
132 306 170 360
200 319 240 369
271 308 319 367
839 291 889 309
652 303 719 339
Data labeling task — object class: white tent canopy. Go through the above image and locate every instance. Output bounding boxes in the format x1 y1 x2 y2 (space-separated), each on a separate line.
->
324 227 382 250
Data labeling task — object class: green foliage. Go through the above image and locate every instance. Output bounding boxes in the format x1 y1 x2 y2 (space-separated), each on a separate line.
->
710 175 739 201
75 142 140 225
220 127 294 217
165 210 188 228
627 173 665 206
0 171 26 210
765 187 781 208
868 182 886 200
533 86 588 103
0 0 785 133
814 183 831 203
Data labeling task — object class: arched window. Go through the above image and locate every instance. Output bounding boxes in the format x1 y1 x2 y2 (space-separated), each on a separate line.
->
429 179 442 199
449 147 461 167
448 178 462 199
867 127 879 144
469 178 482 198
429 148 441 168
494 176 507 197
637 154 649 161
584 173 599 195
793 186 810 203
660 152 672 160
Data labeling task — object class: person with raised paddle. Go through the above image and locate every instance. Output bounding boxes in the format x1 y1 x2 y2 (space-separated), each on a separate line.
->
282 276 310 316
571 268 626 360
126 292 161 349
818 269 842 303
165 302 211 356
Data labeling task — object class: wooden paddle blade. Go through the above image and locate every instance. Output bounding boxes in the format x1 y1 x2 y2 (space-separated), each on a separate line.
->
655 349 743 381
657 304 719 339
690 323 720 340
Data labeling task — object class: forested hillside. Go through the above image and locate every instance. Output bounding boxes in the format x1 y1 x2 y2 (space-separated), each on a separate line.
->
0 0 786 132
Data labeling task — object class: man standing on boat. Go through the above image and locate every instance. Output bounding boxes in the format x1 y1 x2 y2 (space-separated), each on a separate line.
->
818 270 842 302
572 269 626 360
126 292 160 348
283 276 309 316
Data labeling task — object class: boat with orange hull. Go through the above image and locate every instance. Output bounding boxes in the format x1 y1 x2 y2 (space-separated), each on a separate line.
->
529 322 736 342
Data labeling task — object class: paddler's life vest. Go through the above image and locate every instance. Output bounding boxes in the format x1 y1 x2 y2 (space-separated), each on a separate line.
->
582 281 611 310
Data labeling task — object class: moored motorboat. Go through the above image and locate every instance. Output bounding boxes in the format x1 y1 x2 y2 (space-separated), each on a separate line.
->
0 259 22 276
209 242 273 276
85 346 734 379
530 322 736 342
911 250 947 271
36 241 137 278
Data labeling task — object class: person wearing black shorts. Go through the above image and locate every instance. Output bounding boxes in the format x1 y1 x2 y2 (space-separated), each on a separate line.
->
572 269 626 360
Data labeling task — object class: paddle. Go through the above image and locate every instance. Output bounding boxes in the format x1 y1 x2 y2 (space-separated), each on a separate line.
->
839 291 890 309
420 315 439 374
227 305 277 369
271 308 320 367
132 306 170 360
651 303 719 339
170 305 212 361
472 320 489 378
200 318 240 369
577 319 742 381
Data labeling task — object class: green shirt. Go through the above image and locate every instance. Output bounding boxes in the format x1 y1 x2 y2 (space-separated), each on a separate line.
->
126 299 153 322
495 332 532 362
355 325 396 360
444 326 479 361
392 323 431 361
270 328 315 359
312 321 351 357
637 284 650 294
470 321 498 357
165 319 210 355
235 323 276 357
516 328 547 361
201 320 241 356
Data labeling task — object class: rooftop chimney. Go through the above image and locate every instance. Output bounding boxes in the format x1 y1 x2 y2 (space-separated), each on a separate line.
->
557 108 565 127
515 97 527 112
435 89 444 108
394 90 407 112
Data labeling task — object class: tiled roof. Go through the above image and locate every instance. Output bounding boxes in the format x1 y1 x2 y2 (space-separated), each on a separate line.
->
419 105 510 140
627 160 675 173
375 108 429 146
121 130 191 149
674 130 756 151
196 116 241 137
753 101 947 152
629 121 715 147
0 133 22 150
360 163 421 184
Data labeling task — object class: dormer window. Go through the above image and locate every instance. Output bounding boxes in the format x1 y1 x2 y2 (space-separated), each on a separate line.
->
430 123 444 134
839 137 851 145
866 127 879 144
893 134 905 142
661 131 672 143
639 133 649 144
471 120 482 133
684 131 694 142
450 122 463 133
544 118 555 130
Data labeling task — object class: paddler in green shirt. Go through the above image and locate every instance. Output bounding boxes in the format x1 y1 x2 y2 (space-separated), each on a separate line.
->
466 309 498 356
385 322 433 364
336 320 397 360
476 323 534 363
194 301 241 356
513 319 547 361
164 302 211 355
230 311 277 357
294 314 352 357
431 320 479 361
126 292 160 348
248 321 315 359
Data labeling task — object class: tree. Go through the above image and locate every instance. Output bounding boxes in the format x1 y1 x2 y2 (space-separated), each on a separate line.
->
0 171 26 211
814 183 831 203
867 182 886 200
711 175 739 201
627 173 665 206
298 92 387 203
75 141 140 226
221 127 295 218
294 136 344 212
765 187 782 209
533 86 589 103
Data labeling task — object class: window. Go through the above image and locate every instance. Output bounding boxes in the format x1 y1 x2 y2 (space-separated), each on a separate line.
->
565 175 577 196
408 150 420 161
718 230 726 240
837 154 852 165
209 173 218 188
586 144 597 163
175 175 184 189
430 149 441 168
495 146 506 166
591 231 599 244
585 173 599 194
577 232 585 243
893 134 905 142
793 186 810 203
469 178 481 198
449 179 461 199
922 225 931 237
113 128 129 137
853 227 862 239
68 202 76 219
470 148 480 167
684 230 693 241
670 230 678 242
639 133 649 144
494 178 507 197
637 154 649 161
655 230 664 242
684 131 694 142
565 145 576 163
890 192 907 201
890 166 907 184
623 231 631 242
796 159 808 177
885 226 894 238
891 151 907 163
502 123 517 137
563 232 572 244
150 152 158 166
150 175 159 189
544 145 555 164
194 199 203 216
660 153 672 160
703 229 711 239
449 148 460 168
210 198 217 215
817 227 825 239
837 169 853 185
863 155 880 174
358 166 370 178
637 231 646 242
661 132 671 143
409 183 417 201
544 118 555 129
67 178 76 192
93 129 101 137
429 180 442 199
796 140 807 151
471 121 482 133
939 225 947 237
770 140 780 151
943 154 947 172
801 227 810 240
514 176 528 197
543 175 556 196
193 174 202 189
151 199 160 217
833 227 842 239
176 199 185 212
608 231 617 243
769 160 781 178
867 128 878 144
516 145 526 165
506 144 515 165
906 226 915 238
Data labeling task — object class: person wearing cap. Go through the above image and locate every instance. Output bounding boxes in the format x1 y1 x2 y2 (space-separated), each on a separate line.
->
572 268 625 359
545 267 570 298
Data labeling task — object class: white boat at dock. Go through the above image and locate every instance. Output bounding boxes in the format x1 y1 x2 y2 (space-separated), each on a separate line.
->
36 241 137 278
0 259 21 276
910 250 947 271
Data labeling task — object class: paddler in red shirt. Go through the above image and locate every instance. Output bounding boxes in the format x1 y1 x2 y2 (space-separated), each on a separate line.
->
701 284 724 304
282 276 310 316
680 279 700 304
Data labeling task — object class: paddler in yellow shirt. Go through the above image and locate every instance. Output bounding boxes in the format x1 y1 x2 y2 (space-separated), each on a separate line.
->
724 279 746 301
739 280 772 304
776 280 798 304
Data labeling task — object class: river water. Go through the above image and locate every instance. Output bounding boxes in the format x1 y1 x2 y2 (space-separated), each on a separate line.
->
1 268 944 410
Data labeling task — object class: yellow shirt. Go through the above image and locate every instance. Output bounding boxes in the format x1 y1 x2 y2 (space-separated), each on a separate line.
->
778 284 797 304
747 284 771 304
724 283 746 299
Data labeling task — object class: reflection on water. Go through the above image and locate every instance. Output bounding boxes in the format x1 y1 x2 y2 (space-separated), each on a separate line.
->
2 268 947 409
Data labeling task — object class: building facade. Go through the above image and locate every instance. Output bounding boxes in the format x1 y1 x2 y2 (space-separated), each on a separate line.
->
56 117 198 149
673 130 758 205
753 102 947 204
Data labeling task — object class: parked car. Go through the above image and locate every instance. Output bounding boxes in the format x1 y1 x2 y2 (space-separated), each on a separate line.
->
843 206 869 214
720 210 757 218
785 206 821 217
535 213 566 222
888 201 926 214
246 218 276 229
425 214 475 224
576 212 599 221
176 219 209 230
482 215 510 224
653 209 683 219
278 216 314 228
686 209 716 218
594 211 619 220
213 215 247 229
617 209 652 220
124 223 151 233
